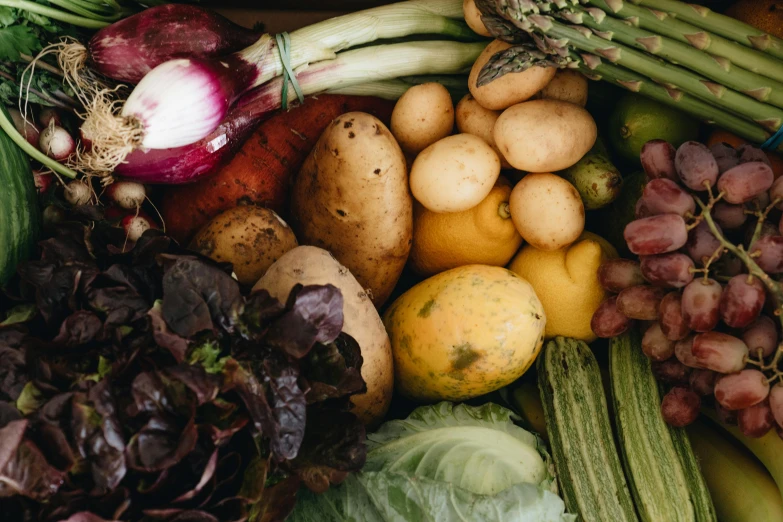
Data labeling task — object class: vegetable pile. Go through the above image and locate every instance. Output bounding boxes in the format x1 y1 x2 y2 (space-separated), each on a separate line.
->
3 0 783 521
0 220 368 522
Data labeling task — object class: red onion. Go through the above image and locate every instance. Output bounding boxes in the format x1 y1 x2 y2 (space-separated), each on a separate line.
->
114 87 272 184
87 4 260 84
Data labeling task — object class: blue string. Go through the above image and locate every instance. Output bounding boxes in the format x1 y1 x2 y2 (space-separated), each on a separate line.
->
761 124 783 152
275 32 304 110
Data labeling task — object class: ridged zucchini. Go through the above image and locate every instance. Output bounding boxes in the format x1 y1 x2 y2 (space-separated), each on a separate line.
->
609 329 717 522
537 336 638 522
0 107 39 286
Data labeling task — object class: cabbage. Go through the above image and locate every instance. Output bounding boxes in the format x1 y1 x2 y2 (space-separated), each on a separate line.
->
288 402 576 522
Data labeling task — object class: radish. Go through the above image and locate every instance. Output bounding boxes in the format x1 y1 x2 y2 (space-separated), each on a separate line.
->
8 108 41 147
122 212 156 242
39 125 75 161
38 108 62 128
105 181 146 209
64 179 92 206
42 205 66 226
33 171 54 194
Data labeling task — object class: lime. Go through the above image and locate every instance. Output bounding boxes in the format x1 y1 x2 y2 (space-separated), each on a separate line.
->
608 93 700 165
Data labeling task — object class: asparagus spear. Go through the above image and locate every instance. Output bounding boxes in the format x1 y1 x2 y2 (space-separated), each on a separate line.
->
575 55 777 151
475 4 783 132
585 0 783 84
552 4 783 108
628 0 783 60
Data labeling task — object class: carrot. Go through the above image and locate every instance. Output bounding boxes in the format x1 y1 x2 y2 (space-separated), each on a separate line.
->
160 95 396 244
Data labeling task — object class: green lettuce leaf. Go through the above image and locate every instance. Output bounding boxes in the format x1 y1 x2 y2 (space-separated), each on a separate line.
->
290 472 575 522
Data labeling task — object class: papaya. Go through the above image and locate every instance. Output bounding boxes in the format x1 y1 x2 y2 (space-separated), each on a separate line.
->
382 265 546 402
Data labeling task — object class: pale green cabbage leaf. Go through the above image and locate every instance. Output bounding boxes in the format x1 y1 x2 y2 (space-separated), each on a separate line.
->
287 402 575 522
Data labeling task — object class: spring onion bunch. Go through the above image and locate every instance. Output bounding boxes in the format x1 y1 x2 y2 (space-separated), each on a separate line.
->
474 0 783 152
77 0 484 176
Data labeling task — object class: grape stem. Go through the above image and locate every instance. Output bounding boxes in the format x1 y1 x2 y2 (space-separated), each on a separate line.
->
694 191 783 381
748 198 782 249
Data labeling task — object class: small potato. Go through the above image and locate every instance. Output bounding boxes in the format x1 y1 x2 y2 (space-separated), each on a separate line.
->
463 0 491 36
469 40 557 111
494 99 597 172
539 69 589 106
391 83 454 155
509 173 585 251
189 205 298 285
455 94 511 169
410 133 501 213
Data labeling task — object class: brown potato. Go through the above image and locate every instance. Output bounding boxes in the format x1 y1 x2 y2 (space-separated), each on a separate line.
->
509 173 585 251
391 82 454 155
410 133 501 213
253 246 394 426
463 0 491 36
468 40 557 111
455 93 511 168
289 112 412 307
539 69 589 106
189 205 297 285
494 99 597 172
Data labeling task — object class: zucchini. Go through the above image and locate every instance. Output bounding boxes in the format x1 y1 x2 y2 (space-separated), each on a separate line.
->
609 329 717 522
538 336 638 522
0 107 39 287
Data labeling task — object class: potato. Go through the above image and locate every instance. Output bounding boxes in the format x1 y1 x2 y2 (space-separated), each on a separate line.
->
494 99 597 172
289 112 412 307
463 0 491 36
391 83 454 155
539 69 589 106
410 133 500 213
509 173 585 251
189 205 297 285
253 246 393 426
455 94 511 169
468 40 557 111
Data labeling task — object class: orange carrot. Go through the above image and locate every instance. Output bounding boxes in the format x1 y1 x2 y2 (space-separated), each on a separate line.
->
160 95 396 244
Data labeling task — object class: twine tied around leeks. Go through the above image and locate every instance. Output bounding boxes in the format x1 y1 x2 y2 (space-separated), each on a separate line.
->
275 32 305 110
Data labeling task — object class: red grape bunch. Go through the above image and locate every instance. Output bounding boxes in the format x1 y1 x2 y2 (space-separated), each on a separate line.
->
591 139 783 439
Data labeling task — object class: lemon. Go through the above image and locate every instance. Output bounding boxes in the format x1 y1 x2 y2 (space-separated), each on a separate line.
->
409 178 523 277
508 231 616 342
608 92 700 165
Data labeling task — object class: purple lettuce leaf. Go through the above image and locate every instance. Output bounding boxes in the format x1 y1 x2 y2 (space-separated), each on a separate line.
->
160 256 241 338
291 408 366 494
300 334 365 404
263 285 344 359
52 312 104 347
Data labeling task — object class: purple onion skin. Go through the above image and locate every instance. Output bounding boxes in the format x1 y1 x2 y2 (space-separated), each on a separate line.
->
115 87 276 184
89 4 260 84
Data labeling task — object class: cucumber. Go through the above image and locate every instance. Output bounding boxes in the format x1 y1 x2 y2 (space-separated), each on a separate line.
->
538 337 638 522
0 107 39 287
609 329 716 522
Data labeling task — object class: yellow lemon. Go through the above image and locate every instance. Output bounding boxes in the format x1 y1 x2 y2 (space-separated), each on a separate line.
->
508 231 616 342
409 178 523 276
383 265 546 402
